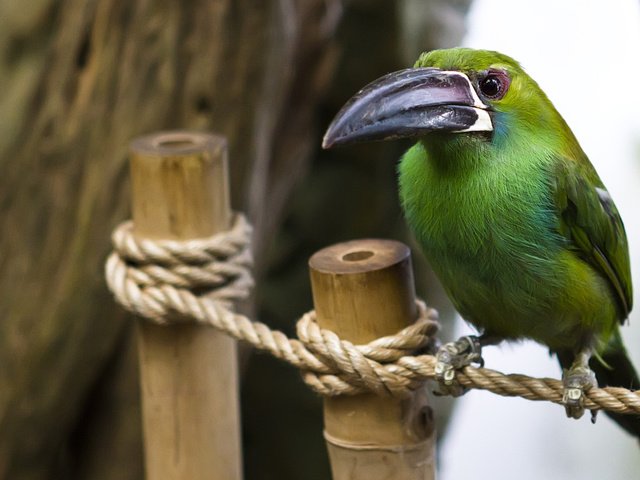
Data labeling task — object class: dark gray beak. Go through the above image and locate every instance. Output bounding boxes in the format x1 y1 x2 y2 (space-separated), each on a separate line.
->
322 68 492 149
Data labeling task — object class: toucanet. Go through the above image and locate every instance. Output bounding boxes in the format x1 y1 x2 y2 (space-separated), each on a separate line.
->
323 47 639 437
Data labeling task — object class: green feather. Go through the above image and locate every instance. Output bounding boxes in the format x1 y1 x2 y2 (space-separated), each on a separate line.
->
554 157 633 318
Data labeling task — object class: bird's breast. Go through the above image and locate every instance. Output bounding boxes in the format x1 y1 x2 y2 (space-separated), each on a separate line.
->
398 143 583 341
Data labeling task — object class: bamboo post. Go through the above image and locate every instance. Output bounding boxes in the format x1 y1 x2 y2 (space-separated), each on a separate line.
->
129 131 242 480
309 239 436 480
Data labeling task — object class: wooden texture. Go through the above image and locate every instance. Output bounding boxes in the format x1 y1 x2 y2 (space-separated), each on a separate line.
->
309 239 436 480
129 131 241 480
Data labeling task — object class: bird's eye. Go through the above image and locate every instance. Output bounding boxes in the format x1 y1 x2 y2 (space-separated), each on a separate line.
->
479 71 509 100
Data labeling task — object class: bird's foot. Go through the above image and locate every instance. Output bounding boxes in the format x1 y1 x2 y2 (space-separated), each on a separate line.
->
562 364 597 420
434 335 483 397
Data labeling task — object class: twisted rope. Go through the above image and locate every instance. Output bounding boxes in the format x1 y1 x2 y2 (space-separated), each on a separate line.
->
105 214 640 414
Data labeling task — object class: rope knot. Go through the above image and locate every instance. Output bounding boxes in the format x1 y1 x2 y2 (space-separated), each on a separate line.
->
295 301 439 397
106 213 253 323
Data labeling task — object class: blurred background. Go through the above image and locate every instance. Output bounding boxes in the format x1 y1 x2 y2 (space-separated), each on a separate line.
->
0 0 638 479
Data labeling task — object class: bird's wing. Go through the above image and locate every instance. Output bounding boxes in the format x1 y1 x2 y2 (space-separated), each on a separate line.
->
553 156 633 321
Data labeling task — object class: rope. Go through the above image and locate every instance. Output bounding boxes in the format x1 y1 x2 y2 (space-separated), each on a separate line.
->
105 214 640 414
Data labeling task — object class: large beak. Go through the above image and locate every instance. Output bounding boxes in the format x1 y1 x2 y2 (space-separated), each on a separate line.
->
322 68 492 149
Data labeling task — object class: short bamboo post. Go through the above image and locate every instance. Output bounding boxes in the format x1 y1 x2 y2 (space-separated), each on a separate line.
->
129 131 242 480
309 239 436 480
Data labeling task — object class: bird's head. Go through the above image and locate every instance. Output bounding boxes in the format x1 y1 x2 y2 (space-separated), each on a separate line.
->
323 48 557 149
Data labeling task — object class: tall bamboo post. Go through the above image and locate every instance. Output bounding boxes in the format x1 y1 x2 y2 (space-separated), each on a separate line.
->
129 131 242 480
309 239 436 480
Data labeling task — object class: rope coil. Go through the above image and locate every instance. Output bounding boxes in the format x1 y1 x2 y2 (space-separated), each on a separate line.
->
105 214 640 413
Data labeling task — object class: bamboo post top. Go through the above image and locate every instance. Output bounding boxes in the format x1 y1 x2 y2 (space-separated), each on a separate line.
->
130 131 231 240
309 238 410 275
309 238 417 343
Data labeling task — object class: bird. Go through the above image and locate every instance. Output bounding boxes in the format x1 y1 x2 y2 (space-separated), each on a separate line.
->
322 47 639 437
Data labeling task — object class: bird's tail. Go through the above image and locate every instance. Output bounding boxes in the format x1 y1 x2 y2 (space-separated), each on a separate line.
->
557 329 640 439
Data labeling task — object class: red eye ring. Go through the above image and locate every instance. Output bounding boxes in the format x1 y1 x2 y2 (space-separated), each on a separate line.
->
479 70 510 100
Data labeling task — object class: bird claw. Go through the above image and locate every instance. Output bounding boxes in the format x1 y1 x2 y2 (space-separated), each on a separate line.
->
434 335 483 397
562 365 597 420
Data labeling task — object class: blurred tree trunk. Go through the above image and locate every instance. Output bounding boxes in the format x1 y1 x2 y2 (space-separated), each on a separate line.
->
0 0 470 479
0 1 339 479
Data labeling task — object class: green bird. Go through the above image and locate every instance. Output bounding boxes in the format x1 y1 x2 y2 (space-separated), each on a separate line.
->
323 47 639 437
